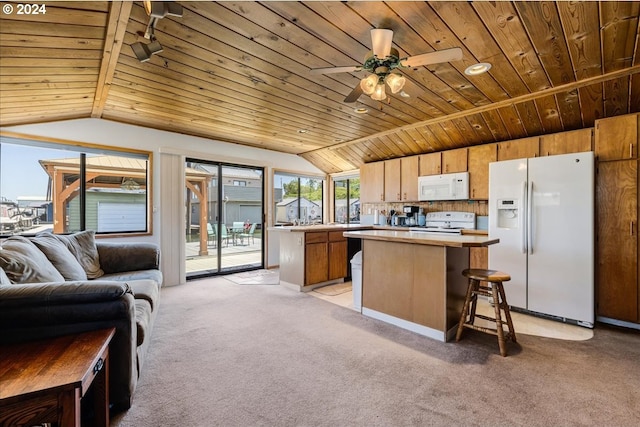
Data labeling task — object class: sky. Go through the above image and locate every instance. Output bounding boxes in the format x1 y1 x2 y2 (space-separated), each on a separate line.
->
0 144 57 201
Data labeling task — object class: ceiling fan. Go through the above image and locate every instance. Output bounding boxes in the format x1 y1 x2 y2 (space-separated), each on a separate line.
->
310 29 463 103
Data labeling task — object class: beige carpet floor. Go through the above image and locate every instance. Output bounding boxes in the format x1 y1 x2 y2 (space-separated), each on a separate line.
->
112 276 640 427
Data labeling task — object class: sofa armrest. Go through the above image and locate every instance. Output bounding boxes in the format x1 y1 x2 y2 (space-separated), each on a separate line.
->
0 281 132 308
97 242 160 274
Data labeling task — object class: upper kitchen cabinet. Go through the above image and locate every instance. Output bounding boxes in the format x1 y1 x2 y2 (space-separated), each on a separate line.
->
468 144 496 200
360 162 385 203
497 137 539 161
595 114 639 161
384 157 419 202
419 152 442 175
442 148 468 173
540 129 593 156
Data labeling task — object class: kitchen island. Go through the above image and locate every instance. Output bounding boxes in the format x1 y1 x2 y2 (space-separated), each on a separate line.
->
343 229 498 342
270 224 370 291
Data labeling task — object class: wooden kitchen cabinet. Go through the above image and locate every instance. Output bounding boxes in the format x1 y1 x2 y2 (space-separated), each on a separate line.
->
442 148 468 173
384 158 401 202
305 232 328 285
468 143 496 200
497 136 539 161
401 156 419 201
328 231 348 280
595 114 638 161
360 161 385 203
540 128 592 156
419 152 441 175
384 156 419 202
596 159 638 323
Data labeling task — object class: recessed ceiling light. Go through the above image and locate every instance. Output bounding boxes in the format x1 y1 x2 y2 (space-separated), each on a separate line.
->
297 129 308 134
354 107 369 114
464 62 492 76
334 138 345 143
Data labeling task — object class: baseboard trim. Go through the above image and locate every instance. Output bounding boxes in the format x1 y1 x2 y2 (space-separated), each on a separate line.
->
597 316 640 331
362 308 446 342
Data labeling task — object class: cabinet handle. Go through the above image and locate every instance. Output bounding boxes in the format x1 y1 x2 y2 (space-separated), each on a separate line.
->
403 192 407 200
631 144 635 158
632 221 635 236
397 192 400 200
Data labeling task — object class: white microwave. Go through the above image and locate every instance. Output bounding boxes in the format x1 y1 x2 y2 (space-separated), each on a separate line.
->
418 172 469 201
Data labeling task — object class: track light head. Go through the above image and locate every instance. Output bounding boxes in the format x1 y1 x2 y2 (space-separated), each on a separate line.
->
131 42 152 62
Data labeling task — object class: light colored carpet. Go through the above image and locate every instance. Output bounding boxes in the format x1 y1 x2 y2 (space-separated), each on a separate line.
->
112 277 640 427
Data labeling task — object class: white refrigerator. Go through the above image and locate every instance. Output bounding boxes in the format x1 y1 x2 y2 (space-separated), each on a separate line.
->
488 152 594 327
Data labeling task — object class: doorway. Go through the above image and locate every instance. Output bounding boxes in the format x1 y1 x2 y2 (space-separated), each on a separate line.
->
185 159 264 279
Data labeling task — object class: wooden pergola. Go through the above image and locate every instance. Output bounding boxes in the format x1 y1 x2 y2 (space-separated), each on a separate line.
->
40 156 214 255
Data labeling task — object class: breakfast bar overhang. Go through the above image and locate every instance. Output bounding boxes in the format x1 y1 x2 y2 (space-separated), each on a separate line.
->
343 230 499 342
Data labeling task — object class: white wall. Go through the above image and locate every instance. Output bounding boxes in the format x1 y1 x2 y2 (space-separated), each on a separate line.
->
3 118 324 284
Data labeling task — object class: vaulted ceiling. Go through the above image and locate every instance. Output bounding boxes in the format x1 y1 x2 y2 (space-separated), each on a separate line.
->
1 1 639 173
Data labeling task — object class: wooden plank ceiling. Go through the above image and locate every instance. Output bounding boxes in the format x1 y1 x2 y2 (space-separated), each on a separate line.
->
1 1 639 173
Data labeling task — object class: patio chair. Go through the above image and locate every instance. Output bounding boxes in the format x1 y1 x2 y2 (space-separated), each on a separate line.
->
232 221 245 245
207 223 216 248
211 223 229 247
241 222 257 245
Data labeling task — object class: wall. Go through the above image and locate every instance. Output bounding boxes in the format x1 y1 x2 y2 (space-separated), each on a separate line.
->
3 118 324 285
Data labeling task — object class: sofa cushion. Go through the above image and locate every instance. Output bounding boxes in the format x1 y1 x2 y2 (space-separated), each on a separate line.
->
31 233 88 281
100 269 163 288
0 267 10 285
135 299 153 347
0 236 65 284
127 279 159 311
54 231 104 279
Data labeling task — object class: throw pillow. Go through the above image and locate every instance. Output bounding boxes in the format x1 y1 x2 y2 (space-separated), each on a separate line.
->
0 236 65 284
32 232 88 281
55 230 104 279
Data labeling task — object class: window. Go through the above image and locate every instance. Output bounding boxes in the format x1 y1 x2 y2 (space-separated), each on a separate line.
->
273 172 324 225
233 180 247 186
334 176 360 224
0 135 151 236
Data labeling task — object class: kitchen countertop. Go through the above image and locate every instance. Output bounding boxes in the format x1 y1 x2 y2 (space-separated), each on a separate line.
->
268 224 372 232
343 229 498 248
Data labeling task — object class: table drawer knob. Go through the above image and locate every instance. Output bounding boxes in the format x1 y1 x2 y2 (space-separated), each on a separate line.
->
93 357 104 374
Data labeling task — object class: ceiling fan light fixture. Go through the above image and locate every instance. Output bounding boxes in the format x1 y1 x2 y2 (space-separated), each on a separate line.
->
464 62 492 76
385 73 406 94
360 74 378 95
371 83 387 101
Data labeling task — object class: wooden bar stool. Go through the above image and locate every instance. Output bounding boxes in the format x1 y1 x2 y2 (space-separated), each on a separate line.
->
456 268 517 357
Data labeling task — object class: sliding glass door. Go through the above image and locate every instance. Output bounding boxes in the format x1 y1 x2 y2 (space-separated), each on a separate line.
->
185 159 264 279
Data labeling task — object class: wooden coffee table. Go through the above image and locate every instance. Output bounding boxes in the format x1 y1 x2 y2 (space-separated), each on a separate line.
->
0 328 115 427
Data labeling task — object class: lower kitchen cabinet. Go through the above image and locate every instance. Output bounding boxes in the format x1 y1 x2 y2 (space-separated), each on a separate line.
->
305 232 329 285
328 231 348 280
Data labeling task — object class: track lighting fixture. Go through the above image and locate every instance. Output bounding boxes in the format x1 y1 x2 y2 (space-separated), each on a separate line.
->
132 1 182 62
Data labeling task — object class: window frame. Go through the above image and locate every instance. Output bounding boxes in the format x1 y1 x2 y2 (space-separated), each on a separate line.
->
0 131 153 237
272 169 326 226
332 174 360 224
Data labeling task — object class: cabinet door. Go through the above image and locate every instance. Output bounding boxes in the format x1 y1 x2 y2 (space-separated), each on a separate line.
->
419 152 441 175
328 240 348 280
596 160 638 322
595 114 638 161
384 158 402 202
305 242 329 285
401 156 419 201
442 148 468 173
497 137 539 161
360 162 385 203
540 128 592 156
468 144 496 200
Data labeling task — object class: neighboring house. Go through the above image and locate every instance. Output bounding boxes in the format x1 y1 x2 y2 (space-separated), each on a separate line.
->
275 197 321 224
335 198 360 223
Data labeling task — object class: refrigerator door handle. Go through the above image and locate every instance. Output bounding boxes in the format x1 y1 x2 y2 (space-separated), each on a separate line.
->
528 180 534 255
521 180 527 253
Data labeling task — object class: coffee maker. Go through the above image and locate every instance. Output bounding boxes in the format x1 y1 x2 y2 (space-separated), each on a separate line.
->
403 205 420 226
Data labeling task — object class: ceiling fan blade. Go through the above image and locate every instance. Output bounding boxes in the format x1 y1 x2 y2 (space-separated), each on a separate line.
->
344 84 364 103
310 65 361 75
400 47 463 67
371 29 393 59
